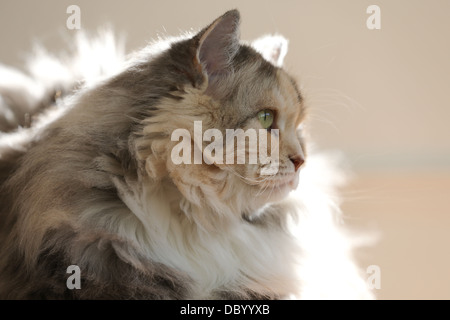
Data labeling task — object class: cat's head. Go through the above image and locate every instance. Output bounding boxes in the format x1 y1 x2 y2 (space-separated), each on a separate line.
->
134 10 306 223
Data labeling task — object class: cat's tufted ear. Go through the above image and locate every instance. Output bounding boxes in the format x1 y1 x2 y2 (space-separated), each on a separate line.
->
196 10 241 76
252 35 289 67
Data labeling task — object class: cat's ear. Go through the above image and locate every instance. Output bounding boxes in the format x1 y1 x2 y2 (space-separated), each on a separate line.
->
252 35 289 67
196 10 241 76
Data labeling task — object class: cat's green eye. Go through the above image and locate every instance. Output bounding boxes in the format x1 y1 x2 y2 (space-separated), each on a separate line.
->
257 109 274 129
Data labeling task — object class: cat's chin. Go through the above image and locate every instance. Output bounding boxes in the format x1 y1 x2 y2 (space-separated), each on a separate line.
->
257 173 299 202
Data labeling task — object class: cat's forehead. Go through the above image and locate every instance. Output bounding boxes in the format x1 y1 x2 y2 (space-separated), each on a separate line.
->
223 61 305 128
254 68 305 127
281 72 303 107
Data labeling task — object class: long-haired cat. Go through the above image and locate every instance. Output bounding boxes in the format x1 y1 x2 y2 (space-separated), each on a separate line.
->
0 10 372 299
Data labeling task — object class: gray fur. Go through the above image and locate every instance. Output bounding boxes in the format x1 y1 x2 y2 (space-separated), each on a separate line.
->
0 10 278 300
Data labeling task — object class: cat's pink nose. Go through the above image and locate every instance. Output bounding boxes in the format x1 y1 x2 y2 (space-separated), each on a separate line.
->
290 154 305 172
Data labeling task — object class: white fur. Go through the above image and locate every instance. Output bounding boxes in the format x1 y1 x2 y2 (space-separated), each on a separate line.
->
252 35 289 67
110 153 373 299
112 176 300 298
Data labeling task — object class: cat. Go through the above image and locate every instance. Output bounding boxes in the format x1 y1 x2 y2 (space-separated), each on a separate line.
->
0 10 373 299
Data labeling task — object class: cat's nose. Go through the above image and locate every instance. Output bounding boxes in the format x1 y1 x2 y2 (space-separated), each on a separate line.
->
289 154 305 172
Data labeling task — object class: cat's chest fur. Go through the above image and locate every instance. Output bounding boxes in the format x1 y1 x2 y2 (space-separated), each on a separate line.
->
112 177 301 299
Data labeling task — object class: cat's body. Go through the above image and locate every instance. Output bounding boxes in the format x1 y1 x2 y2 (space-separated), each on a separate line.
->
0 10 372 299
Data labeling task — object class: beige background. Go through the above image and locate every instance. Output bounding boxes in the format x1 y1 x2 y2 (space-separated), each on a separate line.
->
1 0 449 299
